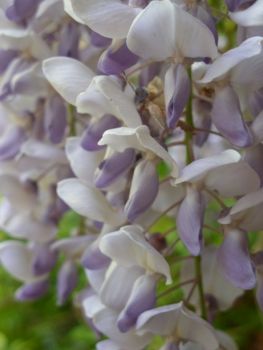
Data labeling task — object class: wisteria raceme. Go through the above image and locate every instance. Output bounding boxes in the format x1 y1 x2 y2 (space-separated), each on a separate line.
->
1 0 263 349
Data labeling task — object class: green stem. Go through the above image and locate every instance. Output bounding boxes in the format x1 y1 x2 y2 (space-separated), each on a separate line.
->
195 256 207 320
185 68 194 164
185 67 208 320
67 104 76 136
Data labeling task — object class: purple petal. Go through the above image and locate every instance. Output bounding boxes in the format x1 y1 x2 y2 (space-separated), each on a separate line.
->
129 0 150 7
125 160 159 222
176 186 205 256
44 95 67 144
58 22 80 59
218 228 256 290
249 88 263 117
81 114 121 151
57 261 78 305
117 275 156 332
95 148 135 188
212 86 253 147
32 245 57 276
256 274 263 310
166 64 190 129
81 244 111 270
0 126 26 160
243 144 263 186
139 62 161 86
90 31 112 48
15 279 49 301
193 99 212 147
98 41 139 75
160 342 179 350
6 0 41 23
0 50 18 74
225 0 244 11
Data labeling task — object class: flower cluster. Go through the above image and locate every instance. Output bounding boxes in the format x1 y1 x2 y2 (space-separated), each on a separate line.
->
1 0 263 349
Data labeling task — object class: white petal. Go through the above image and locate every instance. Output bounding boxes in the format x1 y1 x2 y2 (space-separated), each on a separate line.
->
137 303 182 336
137 304 219 350
230 0 263 27
68 0 140 39
152 181 185 214
3 214 56 243
65 137 104 183
0 175 36 212
83 294 105 319
199 36 263 84
175 150 240 184
0 241 36 282
63 0 85 24
215 330 238 350
99 125 178 177
21 140 67 163
219 188 263 231
231 49 263 93
99 225 172 283
127 0 175 60
11 62 48 97
99 262 143 310
93 308 152 349
77 76 142 127
57 179 122 225
181 246 243 311
174 5 218 59
42 57 94 105
204 161 260 197
51 236 95 258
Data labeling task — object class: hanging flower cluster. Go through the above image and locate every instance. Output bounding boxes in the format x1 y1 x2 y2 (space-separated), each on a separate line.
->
1 0 263 349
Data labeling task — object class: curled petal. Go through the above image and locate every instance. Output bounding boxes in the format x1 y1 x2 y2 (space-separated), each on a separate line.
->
117 274 156 332
211 86 253 147
218 228 256 290
125 160 159 221
177 186 205 256
15 279 49 301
